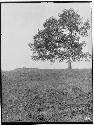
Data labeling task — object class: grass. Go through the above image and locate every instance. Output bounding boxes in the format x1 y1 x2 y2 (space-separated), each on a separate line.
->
2 68 93 122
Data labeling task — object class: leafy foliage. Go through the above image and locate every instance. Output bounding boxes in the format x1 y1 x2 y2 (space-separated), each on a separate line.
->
29 8 91 64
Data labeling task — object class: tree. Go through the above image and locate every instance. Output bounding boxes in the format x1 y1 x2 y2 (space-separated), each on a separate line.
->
28 8 91 69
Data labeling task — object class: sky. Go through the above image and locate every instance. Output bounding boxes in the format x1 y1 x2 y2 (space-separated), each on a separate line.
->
1 3 92 71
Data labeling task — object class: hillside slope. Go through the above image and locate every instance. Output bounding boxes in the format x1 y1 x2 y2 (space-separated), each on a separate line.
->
2 68 93 122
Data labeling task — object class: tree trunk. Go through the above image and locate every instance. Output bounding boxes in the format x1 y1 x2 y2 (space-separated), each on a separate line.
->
68 61 72 70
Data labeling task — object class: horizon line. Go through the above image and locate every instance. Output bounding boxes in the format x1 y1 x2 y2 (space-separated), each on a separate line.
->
2 67 92 72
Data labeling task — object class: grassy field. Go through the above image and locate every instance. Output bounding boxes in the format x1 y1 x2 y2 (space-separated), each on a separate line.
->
2 68 93 122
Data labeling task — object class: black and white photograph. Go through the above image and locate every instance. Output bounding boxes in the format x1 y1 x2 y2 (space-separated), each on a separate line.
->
1 1 93 123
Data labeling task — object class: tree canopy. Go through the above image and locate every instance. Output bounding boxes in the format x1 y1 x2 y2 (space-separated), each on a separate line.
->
28 8 91 69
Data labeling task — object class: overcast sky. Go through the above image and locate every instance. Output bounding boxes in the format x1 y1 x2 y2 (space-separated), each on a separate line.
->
1 3 92 71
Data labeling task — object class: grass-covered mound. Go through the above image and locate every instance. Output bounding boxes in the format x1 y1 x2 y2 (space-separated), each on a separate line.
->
2 68 93 122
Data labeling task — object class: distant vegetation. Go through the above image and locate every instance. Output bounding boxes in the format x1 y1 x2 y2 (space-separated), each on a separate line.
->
2 68 93 122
